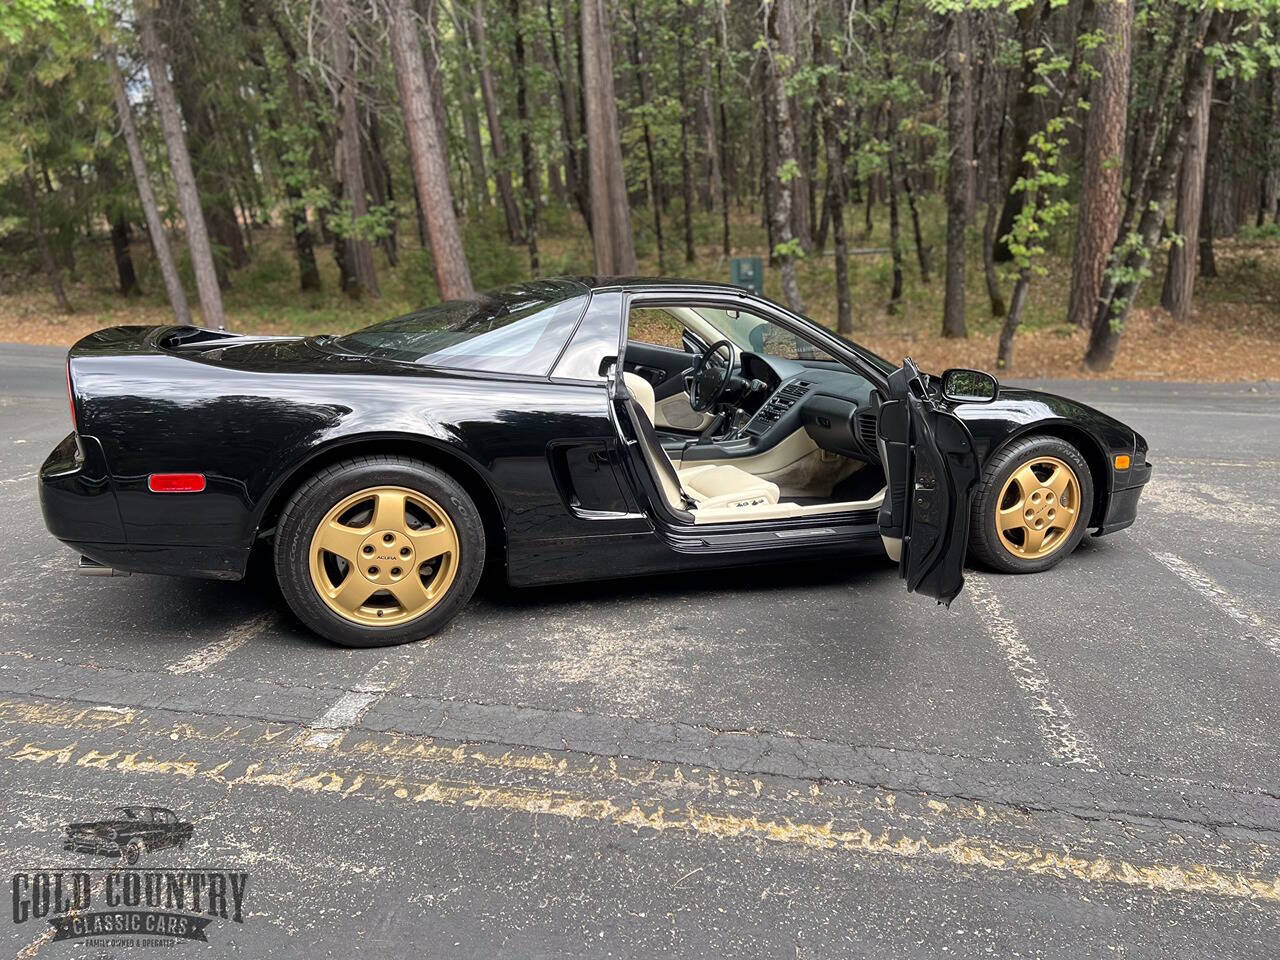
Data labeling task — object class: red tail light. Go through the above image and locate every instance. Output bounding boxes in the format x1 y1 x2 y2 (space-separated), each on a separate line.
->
65 359 76 432
148 473 207 493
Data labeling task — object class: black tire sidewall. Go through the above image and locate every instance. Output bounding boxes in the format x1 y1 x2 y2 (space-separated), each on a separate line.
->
274 457 485 647
969 436 1094 574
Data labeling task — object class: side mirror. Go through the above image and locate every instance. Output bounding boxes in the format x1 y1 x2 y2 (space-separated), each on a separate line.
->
940 368 999 403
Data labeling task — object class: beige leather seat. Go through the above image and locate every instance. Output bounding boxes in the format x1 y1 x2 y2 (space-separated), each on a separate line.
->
622 373 780 514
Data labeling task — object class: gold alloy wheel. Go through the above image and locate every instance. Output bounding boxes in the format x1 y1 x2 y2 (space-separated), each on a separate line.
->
308 485 459 627
995 456 1082 560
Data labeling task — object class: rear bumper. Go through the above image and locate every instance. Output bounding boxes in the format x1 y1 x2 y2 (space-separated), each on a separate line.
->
1094 461 1152 536
39 432 247 580
39 432 126 543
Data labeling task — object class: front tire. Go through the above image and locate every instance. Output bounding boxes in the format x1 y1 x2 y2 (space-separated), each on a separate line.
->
274 456 485 647
969 435 1093 574
122 839 143 866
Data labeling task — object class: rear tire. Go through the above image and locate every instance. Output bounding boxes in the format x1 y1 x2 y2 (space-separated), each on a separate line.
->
968 435 1093 574
274 456 485 647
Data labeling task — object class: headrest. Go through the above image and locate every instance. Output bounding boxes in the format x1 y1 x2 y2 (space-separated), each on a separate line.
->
622 372 656 423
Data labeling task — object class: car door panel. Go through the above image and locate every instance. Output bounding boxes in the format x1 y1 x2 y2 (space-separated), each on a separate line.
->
623 341 713 431
879 361 978 605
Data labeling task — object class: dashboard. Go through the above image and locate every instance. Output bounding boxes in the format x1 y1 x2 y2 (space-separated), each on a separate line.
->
681 351 882 465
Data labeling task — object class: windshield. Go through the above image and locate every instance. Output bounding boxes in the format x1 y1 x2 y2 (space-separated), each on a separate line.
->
117 807 149 821
335 280 589 376
825 329 897 374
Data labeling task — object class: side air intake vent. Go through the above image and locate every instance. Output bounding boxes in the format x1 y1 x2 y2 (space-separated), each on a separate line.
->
856 410 879 448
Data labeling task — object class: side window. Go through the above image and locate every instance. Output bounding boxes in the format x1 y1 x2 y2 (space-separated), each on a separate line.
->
628 308 688 351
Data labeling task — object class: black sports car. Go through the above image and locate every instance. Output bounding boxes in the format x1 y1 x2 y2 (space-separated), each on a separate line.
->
63 805 194 865
40 277 1151 647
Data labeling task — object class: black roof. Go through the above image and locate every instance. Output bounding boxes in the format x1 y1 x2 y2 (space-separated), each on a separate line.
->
570 275 753 294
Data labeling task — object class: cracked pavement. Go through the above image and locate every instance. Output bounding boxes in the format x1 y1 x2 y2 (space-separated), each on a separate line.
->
1 343 1278 957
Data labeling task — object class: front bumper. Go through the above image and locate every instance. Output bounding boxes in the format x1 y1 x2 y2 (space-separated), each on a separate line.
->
64 837 119 858
1094 460 1152 536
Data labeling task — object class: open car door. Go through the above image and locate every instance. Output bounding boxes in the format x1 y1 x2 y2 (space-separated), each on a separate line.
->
877 359 979 605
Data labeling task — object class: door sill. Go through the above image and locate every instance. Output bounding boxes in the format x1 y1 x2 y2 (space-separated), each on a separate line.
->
662 514 879 554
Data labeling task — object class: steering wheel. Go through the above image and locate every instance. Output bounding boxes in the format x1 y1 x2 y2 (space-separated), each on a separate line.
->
686 339 735 413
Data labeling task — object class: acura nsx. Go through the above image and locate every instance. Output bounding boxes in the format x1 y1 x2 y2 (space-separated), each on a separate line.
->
40 278 1151 646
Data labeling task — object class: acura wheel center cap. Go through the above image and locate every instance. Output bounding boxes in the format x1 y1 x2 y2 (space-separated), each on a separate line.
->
358 530 414 584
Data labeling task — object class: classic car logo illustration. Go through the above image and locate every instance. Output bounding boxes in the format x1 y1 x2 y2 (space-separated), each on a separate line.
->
63 805 194 865
10 804 249 947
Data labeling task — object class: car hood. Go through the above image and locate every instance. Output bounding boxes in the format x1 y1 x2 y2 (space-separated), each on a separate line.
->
959 383 1133 430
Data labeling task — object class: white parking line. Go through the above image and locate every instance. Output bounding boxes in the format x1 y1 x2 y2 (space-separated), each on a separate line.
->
312 689 384 728
1150 551 1280 660
298 642 433 748
966 575 1100 768
165 613 274 674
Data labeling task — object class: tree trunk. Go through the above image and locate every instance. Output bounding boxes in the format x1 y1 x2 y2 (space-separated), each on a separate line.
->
108 51 190 322
716 19 731 258
581 0 637 274
942 9 972 338
472 3 524 243
819 55 851 336
1199 71 1232 280
1258 67 1278 227
326 0 379 298
982 200 1005 317
1161 76 1212 323
997 267 1032 369
763 0 805 313
136 1 225 328
386 0 474 300
163 3 249 280
761 57 778 265
544 0 587 225
21 167 72 314
994 1 1044 262
263 5 331 291
903 171 930 282
626 0 664 271
110 215 142 297
676 5 696 265
701 64 721 214
1066 0 1131 328
773 0 810 254
510 0 539 274
364 106 399 267
454 38 490 211
886 141 904 314
1085 9 1233 371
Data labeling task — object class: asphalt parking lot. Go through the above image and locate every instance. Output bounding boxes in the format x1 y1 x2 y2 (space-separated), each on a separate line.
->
1 341 1278 957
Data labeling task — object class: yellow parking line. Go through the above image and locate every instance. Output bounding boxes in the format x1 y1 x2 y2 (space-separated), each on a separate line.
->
6 731 1279 905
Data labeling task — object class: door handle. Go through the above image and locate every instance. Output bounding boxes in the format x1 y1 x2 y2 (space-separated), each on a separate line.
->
630 365 668 385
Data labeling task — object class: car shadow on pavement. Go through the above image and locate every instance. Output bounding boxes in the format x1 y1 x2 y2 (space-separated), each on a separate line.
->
476 553 894 612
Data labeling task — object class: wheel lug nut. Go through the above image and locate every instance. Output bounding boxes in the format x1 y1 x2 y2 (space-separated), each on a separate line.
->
400 547 411 557
363 545 374 555
391 567 402 577
383 533 394 543
368 566 379 576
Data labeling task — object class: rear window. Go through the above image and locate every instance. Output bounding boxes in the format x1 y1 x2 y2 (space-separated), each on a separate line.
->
335 280 589 376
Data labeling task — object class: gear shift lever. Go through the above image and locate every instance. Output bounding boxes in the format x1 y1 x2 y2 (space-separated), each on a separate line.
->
698 410 727 443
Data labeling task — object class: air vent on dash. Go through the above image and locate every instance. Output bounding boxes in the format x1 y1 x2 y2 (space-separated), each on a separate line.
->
856 411 878 447
780 381 811 399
